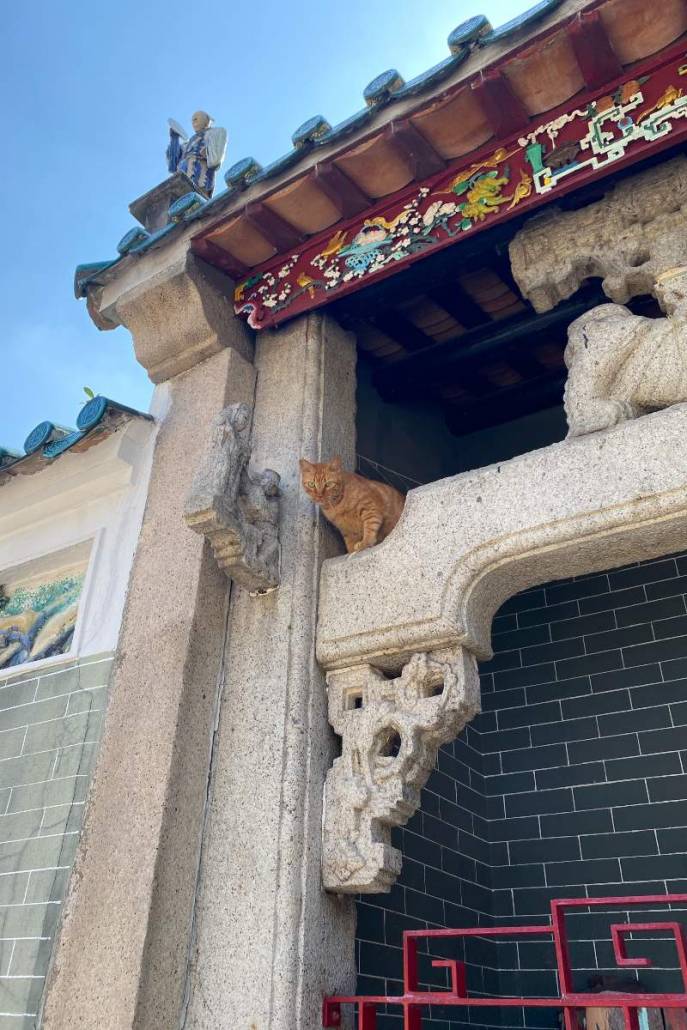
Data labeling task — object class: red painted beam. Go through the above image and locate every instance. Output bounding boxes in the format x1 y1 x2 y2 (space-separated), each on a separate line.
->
313 163 370 218
387 120 446 179
570 9 622 90
243 203 304 252
472 69 530 138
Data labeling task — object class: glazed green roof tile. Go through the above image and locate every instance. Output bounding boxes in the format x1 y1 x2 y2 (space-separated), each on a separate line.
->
0 397 152 486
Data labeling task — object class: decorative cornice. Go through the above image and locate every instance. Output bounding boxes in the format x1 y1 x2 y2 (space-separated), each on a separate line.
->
231 47 687 328
75 1 687 318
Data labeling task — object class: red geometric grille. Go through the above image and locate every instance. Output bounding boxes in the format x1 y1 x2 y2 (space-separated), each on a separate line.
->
323 894 687 1030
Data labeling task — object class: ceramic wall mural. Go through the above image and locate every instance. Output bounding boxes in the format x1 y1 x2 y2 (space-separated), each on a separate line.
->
0 568 85 669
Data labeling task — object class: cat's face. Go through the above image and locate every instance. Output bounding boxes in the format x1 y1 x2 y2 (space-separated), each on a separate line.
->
299 456 344 505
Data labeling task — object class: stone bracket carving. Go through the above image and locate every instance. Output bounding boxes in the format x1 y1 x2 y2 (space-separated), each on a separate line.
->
509 156 687 314
184 403 281 593
322 647 480 894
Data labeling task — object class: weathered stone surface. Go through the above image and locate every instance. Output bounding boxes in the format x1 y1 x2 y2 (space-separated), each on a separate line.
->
509 155 687 312
323 647 480 894
184 314 357 1029
41 347 255 1030
564 268 687 436
317 401 687 673
184 402 281 592
88 247 252 383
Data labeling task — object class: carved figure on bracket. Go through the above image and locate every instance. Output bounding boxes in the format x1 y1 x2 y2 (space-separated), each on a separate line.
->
564 267 687 437
184 403 281 593
322 647 480 894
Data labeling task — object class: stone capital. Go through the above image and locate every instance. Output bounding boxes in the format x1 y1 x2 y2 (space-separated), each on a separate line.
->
87 247 253 383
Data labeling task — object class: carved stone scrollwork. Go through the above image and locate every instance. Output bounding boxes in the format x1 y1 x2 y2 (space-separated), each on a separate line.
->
184 403 281 593
322 647 480 894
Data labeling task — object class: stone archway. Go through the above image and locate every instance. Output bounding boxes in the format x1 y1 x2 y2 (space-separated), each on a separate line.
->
317 400 687 892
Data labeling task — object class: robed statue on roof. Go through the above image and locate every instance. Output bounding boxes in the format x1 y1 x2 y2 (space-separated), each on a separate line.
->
166 111 227 198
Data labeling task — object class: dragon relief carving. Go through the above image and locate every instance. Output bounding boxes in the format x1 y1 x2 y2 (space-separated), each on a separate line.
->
322 647 480 894
184 403 281 593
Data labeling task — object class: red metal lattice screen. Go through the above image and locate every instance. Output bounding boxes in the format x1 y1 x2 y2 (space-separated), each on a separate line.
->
323 894 687 1030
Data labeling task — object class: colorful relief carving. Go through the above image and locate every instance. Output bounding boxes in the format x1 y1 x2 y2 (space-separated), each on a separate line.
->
235 151 531 326
520 73 687 194
0 571 85 669
233 50 687 331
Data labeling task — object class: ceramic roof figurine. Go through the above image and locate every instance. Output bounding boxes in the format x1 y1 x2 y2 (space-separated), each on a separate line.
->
166 111 228 198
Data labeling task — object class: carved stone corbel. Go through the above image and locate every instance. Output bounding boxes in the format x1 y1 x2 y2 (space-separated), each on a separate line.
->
322 647 480 894
184 402 281 593
509 155 687 313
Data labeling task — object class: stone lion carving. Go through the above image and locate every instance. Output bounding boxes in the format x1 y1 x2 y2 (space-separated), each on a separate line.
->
564 268 687 437
322 647 480 894
184 403 281 593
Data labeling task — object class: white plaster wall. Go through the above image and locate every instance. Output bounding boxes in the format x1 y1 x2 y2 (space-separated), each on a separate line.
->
0 413 158 676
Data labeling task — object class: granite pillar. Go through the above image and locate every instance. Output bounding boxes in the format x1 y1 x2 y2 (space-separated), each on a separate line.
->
42 297 255 1027
184 313 357 1029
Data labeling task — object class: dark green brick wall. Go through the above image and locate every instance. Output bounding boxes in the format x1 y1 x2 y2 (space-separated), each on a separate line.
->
0 654 112 1028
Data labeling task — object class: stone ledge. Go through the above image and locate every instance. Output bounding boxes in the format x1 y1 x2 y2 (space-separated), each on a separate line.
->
316 403 687 672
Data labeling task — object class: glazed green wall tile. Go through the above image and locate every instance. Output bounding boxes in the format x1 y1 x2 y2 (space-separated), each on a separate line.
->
22 709 102 755
0 873 30 907
0 695 68 734
0 901 61 939
6 775 88 815
9 938 52 978
34 657 113 701
51 740 99 779
0 654 112 1023
66 685 107 716
24 867 71 906
0 727 30 761
0 681 37 713
0 753 55 792
0 810 44 846
0 832 79 876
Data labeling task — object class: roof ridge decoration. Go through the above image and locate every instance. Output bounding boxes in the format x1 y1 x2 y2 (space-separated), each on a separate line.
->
74 0 687 325
0 397 152 485
72 2 570 299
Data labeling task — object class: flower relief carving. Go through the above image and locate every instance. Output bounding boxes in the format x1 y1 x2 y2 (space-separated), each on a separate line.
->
184 403 281 593
322 647 480 894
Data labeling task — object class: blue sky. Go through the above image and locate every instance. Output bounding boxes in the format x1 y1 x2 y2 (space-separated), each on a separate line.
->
2 0 526 451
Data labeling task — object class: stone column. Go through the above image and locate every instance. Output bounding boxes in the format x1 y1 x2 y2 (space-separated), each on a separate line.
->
42 274 256 1029
184 313 357 1029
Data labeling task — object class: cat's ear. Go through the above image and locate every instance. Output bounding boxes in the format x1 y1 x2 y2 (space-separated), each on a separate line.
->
299 458 314 473
328 455 343 471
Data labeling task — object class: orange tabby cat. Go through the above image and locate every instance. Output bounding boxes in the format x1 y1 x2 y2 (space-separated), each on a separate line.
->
299 456 405 553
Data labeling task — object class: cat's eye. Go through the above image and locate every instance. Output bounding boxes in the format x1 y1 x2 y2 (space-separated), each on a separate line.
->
307 480 315 488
